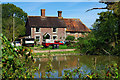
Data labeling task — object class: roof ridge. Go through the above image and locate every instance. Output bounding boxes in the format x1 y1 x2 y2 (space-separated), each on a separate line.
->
28 16 58 18
28 16 80 20
63 18 80 20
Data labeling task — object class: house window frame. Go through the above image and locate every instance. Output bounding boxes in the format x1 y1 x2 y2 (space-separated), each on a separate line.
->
52 35 58 40
35 35 40 42
43 33 51 39
52 28 57 33
35 27 40 33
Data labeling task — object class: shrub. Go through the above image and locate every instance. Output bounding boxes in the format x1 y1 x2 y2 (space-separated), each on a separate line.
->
77 37 84 40
66 35 75 41
2 34 38 79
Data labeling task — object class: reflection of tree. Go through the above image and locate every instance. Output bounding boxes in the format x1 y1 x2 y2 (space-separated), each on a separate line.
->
31 55 120 78
93 57 96 70
77 55 119 70
41 71 45 78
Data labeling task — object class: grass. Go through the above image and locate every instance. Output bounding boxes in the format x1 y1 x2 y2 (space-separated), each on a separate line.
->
33 50 80 56
41 45 68 50
30 44 76 50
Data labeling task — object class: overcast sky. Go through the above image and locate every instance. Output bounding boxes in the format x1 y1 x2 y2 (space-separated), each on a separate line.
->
2 2 107 28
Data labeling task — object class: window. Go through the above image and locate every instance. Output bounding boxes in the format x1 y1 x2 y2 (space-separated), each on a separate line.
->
53 35 57 40
36 36 40 42
53 28 57 33
36 28 40 32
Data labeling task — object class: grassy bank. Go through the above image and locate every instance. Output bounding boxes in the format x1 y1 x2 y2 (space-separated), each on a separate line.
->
33 50 80 56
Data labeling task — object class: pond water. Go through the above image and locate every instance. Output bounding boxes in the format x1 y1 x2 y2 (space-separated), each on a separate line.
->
33 55 120 78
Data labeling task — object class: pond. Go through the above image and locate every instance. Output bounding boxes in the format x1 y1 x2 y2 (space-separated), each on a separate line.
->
32 55 120 78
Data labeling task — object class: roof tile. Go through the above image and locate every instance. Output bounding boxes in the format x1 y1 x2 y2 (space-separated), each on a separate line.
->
27 16 90 32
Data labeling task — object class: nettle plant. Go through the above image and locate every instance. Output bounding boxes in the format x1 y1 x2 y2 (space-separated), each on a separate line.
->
2 34 38 79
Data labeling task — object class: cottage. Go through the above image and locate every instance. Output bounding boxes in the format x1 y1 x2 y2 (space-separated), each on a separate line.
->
25 9 90 44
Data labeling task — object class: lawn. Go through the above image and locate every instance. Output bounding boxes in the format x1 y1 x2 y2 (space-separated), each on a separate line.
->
41 45 68 50
30 44 76 50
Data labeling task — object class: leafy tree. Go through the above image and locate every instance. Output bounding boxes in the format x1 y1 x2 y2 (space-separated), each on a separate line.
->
94 11 118 45
2 3 27 40
78 1 120 55
87 1 120 43
66 35 75 41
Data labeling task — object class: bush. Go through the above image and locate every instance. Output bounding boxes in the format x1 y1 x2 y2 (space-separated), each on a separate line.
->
2 34 38 79
77 33 105 55
66 35 75 41
77 37 84 40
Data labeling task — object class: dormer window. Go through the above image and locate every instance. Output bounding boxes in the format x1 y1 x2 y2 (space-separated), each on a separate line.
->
53 28 57 33
36 28 40 32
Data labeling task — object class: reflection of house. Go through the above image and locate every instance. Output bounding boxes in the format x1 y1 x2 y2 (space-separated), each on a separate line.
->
25 9 90 44
35 56 78 78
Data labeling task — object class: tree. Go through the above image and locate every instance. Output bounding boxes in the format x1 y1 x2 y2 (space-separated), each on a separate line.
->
66 35 75 41
2 3 27 40
87 1 120 43
77 1 120 55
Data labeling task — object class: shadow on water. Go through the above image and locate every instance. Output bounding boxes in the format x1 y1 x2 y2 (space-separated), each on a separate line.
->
31 54 120 78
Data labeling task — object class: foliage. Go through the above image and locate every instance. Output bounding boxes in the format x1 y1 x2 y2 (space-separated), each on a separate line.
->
63 67 82 79
45 58 56 78
78 33 104 55
62 63 119 79
86 63 119 79
94 11 119 45
94 1 120 44
67 42 77 49
2 34 38 79
77 2 120 55
66 35 75 41
77 37 84 40
2 3 27 40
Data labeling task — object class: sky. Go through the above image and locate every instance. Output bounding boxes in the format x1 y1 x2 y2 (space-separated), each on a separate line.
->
2 2 107 28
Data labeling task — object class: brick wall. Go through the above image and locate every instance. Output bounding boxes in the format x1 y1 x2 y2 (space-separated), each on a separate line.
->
66 32 88 39
31 27 66 44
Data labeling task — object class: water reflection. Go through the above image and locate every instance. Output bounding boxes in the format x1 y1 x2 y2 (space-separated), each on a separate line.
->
33 55 120 78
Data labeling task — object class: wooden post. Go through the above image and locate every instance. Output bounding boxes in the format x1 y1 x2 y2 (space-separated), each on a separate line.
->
13 14 15 41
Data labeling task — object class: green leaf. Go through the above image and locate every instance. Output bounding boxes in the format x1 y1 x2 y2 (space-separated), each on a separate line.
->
8 56 13 60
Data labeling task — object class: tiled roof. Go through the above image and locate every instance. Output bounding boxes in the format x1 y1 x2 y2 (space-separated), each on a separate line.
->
27 16 66 28
63 18 91 32
27 16 90 32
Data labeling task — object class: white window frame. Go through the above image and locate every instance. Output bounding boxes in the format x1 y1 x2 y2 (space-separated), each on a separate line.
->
65 28 66 31
52 35 58 40
35 28 41 33
66 32 70 34
35 35 40 42
52 28 57 33
44 33 51 39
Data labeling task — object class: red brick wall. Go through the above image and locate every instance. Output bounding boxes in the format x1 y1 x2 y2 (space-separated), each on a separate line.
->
31 27 66 44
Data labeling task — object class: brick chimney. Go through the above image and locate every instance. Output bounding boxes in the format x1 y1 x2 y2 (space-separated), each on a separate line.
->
58 11 62 17
41 9 45 17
